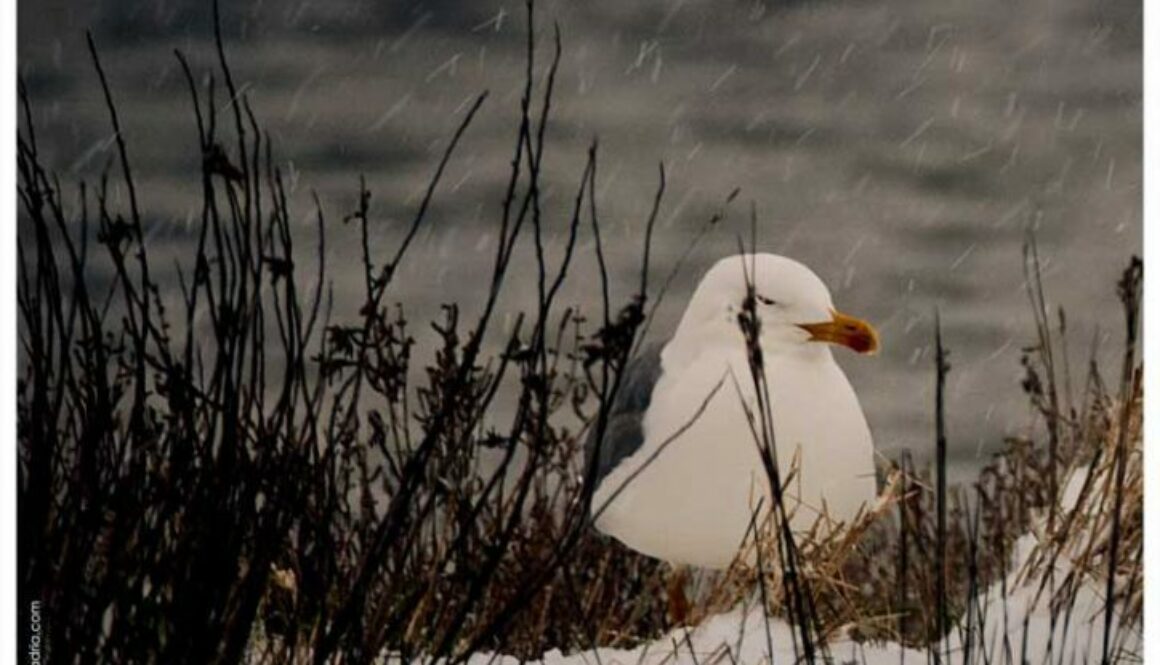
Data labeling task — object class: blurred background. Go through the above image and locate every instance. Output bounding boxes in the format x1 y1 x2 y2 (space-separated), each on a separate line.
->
18 0 1140 481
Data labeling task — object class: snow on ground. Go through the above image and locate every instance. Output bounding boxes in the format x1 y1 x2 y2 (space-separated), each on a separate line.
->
468 603 927 665
468 479 1143 665
467 542 1138 664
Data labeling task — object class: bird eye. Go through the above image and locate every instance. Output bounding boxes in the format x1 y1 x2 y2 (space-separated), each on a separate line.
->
756 295 777 306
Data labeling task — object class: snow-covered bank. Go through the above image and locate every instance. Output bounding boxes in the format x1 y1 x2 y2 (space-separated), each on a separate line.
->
465 544 1138 665
466 483 1143 665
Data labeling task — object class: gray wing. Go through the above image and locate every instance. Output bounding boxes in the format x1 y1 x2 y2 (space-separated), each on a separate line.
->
585 342 665 488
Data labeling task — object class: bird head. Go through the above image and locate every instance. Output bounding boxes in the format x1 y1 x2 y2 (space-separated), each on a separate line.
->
674 253 880 360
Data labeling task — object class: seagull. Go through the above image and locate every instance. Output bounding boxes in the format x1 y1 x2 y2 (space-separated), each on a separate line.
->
587 253 880 569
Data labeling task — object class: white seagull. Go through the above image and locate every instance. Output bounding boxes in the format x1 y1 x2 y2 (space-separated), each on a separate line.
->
588 253 880 569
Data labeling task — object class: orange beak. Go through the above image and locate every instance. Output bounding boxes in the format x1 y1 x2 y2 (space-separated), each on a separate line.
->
797 309 880 355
